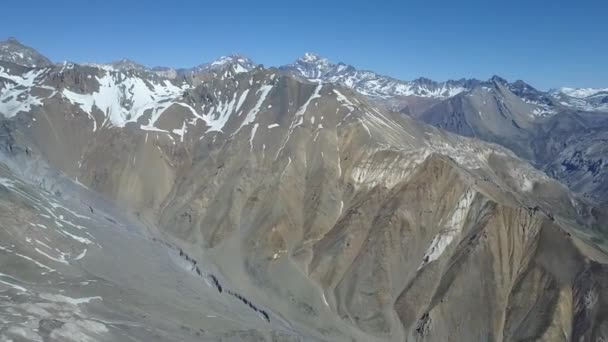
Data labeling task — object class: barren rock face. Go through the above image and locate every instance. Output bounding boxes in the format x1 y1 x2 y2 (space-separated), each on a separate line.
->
1 45 608 341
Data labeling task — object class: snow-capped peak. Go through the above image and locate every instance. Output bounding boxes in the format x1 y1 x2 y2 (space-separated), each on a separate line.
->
300 52 329 64
188 54 256 75
547 87 608 112
281 54 476 99
558 87 608 99
210 55 250 66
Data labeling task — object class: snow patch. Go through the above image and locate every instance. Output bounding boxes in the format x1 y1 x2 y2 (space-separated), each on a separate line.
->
419 190 475 268
62 72 187 128
249 123 259 150
237 84 273 131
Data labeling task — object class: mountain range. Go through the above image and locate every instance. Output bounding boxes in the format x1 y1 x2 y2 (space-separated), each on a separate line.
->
2 37 607 203
1 38 607 342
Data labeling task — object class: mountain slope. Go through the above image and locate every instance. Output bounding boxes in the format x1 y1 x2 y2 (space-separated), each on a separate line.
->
0 158 307 341
531 111 608 201
420 78 542 159
418 77 608 203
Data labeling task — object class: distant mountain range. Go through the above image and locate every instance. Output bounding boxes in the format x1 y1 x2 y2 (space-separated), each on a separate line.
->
2 38 605 112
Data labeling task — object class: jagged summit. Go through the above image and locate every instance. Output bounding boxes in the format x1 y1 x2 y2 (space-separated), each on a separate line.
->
281 53 480 99
1 35 605 114
210 54 253 66
558 87 608 99
184 54 257 75
489 74 509 85
0 37 53 67
299 52 330 63
109 58 149 71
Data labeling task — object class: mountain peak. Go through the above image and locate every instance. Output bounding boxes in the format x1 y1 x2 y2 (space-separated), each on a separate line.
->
209 54 254 67
0 37 53 68
412 77 439 86
183 54 256 75
299 52 329 64
558 87 608 99
5 37 21 45
489 75 508 85
109 58 148 71
509 79 539 93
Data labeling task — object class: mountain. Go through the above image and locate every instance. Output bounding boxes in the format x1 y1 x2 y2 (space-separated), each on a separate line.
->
0 38 53 68
559 87 608 99
279 53 608 119
533 111 608 200
279 53 480 101
418 76 608 203
0 156 288 341
180 54 256 77
550 87 608 112
1 37 605 117
421 77 548 159
80 54 257 84
152 65 179 79
507 79 559 115
108 58 150 72
1 37 603 116
1 44 608 342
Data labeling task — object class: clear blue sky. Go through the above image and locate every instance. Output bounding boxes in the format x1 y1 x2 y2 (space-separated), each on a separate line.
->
1 0 606 89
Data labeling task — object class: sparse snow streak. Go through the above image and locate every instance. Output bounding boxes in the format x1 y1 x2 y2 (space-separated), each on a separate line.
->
294 83 323 127
280 157 292 179
238 84 273 131
358 119 372 137
275 83 323 159
249 123 259 150
333 89 356 111
235 89 250 115
60 229 94 245
74 248 87 260
0 245 55 272
0 274 27 292
321 293 330 307
35 247 69 265
174 102 202 119
39 293 102 305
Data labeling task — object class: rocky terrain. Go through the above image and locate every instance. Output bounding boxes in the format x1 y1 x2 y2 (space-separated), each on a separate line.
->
418 77 608 203
1 39 608 341
277 53 608 205
0 38 53 68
